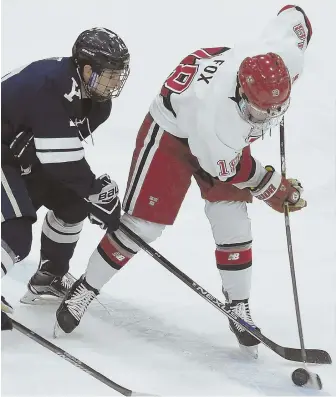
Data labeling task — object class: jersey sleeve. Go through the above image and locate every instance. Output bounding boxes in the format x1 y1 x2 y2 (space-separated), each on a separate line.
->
29 87 96 198
277 5 312 49
260 5 312 84
263 5 312 52
187 129 251 183
188 127 268 188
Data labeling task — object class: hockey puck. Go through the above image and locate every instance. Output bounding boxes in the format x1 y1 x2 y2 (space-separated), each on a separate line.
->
291 368 322 389
292 368 309 386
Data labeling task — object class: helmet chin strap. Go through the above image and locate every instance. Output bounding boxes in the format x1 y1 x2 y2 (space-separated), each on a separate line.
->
75 67 90 99
76 66 110 102
87 72 99 91
73 68 95 146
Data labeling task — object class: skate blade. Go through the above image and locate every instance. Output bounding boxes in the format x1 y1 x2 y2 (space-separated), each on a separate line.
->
238 343 259 359
20 290 63 305
1 302 14 314
53 320 65 339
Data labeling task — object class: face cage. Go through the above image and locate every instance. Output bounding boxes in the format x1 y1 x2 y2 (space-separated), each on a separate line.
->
238 95 290 130
86 65 130 102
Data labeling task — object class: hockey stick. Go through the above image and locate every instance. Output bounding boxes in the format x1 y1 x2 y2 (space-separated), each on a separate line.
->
279 117 323 388
279 117 308 361
12 319 147 396
119 223 331 364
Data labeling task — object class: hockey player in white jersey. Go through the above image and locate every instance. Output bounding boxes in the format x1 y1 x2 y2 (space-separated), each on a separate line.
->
56 5 312 357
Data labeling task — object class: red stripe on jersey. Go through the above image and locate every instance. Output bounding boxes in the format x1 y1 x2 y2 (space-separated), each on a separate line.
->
100 235 130 267
296 6 313 39
202 47 229 56
216 248 252 266
277 4 295 15
191 49 212 58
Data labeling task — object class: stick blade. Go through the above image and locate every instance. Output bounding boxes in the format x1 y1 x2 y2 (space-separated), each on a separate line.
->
284 348 332 364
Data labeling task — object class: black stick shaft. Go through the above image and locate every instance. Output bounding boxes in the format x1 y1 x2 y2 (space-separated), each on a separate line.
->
12 320 133 396
279 117 307 363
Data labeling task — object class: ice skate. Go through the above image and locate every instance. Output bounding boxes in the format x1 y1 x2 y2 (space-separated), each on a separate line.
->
226 299 261 359
20 261 75 305
55 276 99 335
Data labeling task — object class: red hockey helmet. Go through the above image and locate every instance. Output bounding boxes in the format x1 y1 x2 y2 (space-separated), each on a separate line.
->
237 53 291 125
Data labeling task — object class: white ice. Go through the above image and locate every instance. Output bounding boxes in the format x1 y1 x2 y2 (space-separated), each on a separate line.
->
1 0 335 395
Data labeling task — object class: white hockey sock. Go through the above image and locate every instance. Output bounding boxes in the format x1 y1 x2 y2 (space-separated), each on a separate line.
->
219 267 252 301
84 248 120 290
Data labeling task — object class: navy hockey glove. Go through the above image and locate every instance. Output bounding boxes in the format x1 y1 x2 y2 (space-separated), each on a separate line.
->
9 130 37 175
87 174 121 231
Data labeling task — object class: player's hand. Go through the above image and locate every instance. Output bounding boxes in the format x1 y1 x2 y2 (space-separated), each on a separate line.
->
250 166 307 213
87 174 121 231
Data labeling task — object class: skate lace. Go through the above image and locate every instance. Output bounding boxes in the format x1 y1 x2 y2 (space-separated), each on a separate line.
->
61 273 75 290
65 285 96 321
232 302 255 333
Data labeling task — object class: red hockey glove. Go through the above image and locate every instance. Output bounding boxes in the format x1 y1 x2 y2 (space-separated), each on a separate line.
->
250 166 307 213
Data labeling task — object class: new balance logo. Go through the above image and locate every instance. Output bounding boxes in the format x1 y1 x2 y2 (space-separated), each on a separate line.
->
112 252 125 261
228 253 240 261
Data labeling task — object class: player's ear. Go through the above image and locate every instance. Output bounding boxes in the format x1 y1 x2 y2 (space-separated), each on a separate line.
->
82 65 93 83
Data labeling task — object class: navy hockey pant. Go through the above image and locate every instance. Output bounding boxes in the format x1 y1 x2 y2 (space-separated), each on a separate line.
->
1 164 88 276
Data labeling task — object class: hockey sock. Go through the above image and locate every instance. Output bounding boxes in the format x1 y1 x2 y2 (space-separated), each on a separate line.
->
40 210 83 276
85 231 137 290
216 242 252 301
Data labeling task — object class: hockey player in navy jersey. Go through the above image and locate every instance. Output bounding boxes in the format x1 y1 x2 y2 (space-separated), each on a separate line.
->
1 28 130 330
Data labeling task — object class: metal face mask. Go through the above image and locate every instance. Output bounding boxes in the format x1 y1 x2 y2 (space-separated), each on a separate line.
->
87 64 130 101
238 94 290 130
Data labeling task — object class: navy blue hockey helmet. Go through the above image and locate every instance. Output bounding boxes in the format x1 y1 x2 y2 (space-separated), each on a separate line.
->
72 27 130 101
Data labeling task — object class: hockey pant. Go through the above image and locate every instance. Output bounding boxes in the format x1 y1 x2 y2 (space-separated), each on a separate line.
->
1 164 87 277
85 114 253 301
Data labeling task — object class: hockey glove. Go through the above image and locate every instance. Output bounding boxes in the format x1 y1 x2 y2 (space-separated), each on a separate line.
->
250 166 307 213
87 174 121 231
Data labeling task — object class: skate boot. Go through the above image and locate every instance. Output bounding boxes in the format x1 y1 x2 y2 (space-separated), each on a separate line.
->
20 260 75 304
55 276 99 335
226 299 261 358
1 296 13 331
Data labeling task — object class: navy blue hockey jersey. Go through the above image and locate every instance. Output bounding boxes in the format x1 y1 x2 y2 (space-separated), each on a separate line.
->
1 57 112 198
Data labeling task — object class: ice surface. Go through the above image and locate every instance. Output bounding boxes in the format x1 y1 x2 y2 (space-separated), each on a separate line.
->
1 0 335 395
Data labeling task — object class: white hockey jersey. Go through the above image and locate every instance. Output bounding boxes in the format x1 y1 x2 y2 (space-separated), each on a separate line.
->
149 5 312 186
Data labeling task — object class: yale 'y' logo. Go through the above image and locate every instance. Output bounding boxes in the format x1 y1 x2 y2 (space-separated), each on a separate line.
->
64 77 81 102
